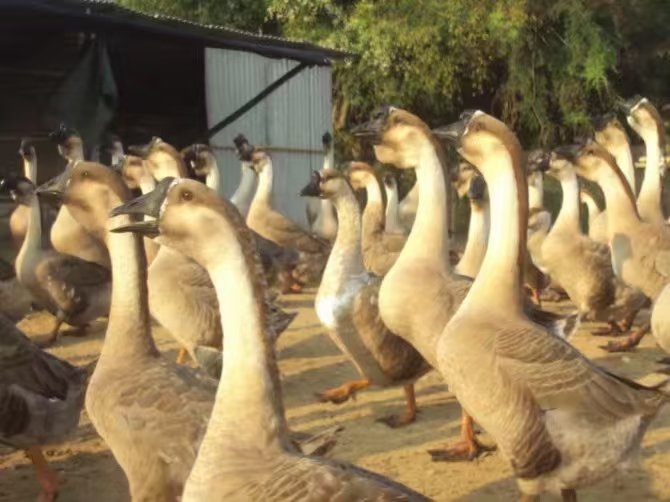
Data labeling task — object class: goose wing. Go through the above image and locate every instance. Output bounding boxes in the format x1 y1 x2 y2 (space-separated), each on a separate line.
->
257 209 329 254
233 453 431 501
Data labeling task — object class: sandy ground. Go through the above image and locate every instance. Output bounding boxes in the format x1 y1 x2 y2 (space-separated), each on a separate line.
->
2 292 670 502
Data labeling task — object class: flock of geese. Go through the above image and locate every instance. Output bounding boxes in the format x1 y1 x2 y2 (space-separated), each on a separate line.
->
0 95 669 502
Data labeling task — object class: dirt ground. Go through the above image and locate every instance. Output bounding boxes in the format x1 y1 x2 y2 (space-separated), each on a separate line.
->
2 292 670 501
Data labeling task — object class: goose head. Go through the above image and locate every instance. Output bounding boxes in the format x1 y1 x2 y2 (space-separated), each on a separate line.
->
467 174 488 205
544 148 578 182
0 174 35 205
591 113 629 154
40 162 133 242
18 138 37 163
451 161 480 198
110 178 254 270
299 169 350 201
49 123 83 161
129 137 185 180
346 161 377 191
322 131 333 153
564 140 633 195
619 96 666 173
182 143 216 178
115 155 151 190
353 105 438 168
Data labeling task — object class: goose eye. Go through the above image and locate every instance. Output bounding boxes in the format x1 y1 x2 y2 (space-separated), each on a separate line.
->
82 171 89 178
181 190 193 201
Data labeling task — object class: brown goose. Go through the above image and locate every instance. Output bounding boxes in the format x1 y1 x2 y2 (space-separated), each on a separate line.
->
111 177 431 502
307 132 339 243
47 125 111 268
619 96 667 225
18 141 111 347
347 162 406 276
0 313 90 502
436 109 670 502
352 106 578 461
579 186 602 232
301 169 430 427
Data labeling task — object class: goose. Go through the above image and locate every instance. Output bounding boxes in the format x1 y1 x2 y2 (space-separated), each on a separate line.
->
242 141 330 286
525 152 552 273
436 109 670 502
0 257 32 323
398 180 418 231
566 140 670 353
128 139 297 366
300 168 430 427
588 113 638 244
182 143 221 193
230 134 257 218
46 125 111 269
110 177 431 502
383 173 405 234
0 313 91 502
619 96 667 225
40 162 337 499
579 187 602 232
307 132 339 242
352 106 578 461
17 141 111 347
535 149 648 335
2 173 32 250
347 162 406 276
453 173 489 279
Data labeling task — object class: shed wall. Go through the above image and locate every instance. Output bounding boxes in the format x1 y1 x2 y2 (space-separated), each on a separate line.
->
205 48 332 225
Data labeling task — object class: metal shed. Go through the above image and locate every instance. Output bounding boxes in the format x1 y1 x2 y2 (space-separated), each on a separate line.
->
0 0 348 225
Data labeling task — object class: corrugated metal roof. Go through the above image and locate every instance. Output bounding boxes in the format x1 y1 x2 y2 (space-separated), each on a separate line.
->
1 0 352 65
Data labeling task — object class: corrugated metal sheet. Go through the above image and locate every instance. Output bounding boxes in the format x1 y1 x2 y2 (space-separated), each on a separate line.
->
205 48 331 225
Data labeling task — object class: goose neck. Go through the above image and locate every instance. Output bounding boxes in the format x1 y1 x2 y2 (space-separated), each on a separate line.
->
552 173 581 233
17 195 44 276
200 240 288 450
609 144 636 195
205 166 221 193
23 156 37 184
637 135 664 224
255 163 274 206
230 164 256 215
398 147 450 266
595 169 640 234
101 215 158 361
384 183 401 231
466 152 524 312
322 191 365 288
455 201 489 278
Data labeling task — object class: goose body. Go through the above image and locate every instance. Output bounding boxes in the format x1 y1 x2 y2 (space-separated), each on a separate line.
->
303 169 430 425
0 313 89 500
437 110 670 499
348 163 406 276
111 177 430 502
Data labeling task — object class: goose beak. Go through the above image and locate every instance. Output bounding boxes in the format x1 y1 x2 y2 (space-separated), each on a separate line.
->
350 117 383 143
110 178 173 235
552 144 582 163
299 171 322 198
468 175 487 200
127 138 156 158
616 96 643 115
526 150 551 173
36 171 69 204
433 119 468 144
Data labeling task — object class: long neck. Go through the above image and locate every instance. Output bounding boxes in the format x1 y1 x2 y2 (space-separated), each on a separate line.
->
637 133 664 224
205 166 221 193
101 215 158 361
230 164 256 214
199 243 288 452
398 147 449 265
23 156 37 184
582 196 600 227
455 200 489 278
384 183 401 231
608 144 636 195
136 179 161 262
321 191 365 292
254 163 274 206
552 172 581 233
595 168 640 235
400 182 418 209
318 199 337 225
466 153 524 313
21 194 43 260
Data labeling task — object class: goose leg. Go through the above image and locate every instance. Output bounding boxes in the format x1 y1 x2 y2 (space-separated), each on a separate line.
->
428 409 496 462
38 318 64 348
316 379 371 404
600 323 650 352
176 348 189 364
377 384 419 428
561 488 577 502
25 446 61 502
